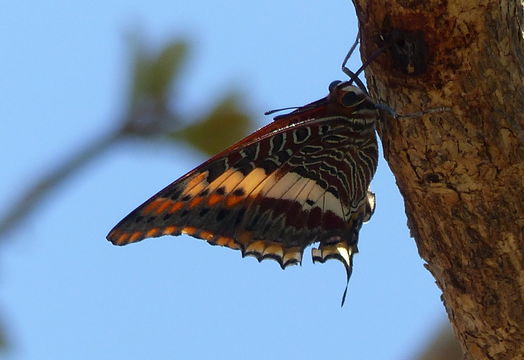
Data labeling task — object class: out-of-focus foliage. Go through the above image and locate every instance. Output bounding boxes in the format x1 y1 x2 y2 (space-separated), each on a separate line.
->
129 38 187 113
416 323 462 360
120 34 252 152
121 36 188 136
171 94 251 155
0 33 255 351
0 322 6 352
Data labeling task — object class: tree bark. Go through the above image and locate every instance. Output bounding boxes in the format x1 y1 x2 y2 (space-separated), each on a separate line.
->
351 0 524 359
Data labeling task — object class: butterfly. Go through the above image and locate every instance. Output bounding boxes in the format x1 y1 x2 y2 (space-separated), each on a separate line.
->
107 78 379 305
107 32 383 304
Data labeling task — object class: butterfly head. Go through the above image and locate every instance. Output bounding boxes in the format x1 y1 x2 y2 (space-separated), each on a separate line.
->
327 80 377 117
273 80 377 123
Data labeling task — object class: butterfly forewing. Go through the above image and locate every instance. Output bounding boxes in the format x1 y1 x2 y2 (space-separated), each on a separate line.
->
107 82 378 282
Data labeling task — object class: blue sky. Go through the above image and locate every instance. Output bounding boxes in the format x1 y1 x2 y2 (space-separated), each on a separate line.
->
1 1 446 359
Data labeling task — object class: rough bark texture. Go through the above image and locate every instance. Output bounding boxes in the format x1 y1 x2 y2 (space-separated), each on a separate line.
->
350 0 524 359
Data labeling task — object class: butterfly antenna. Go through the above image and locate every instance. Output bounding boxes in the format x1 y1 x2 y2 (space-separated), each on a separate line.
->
341 30 361 77
264 106 300 116
342 30 395 94
341 31 369 93
340 30 451 119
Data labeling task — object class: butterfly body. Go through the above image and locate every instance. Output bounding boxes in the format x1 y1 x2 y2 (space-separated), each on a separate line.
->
107 81 379 298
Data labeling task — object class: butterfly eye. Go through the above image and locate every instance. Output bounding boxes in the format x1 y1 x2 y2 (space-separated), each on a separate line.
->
341 90 362 107
328 80 342 92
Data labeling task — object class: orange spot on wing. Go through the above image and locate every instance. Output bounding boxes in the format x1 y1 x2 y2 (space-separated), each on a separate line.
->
225 195 243 207
207 194 223 206
128 231 143 243
199 231 214 240
153 199 174 215
181 226 197 236
145 228 160 238
215 236 240 250
189 197 203 209
169 202 184 213
163 226 178 235
226 239 240 250
215 236 229 246
113 231 130 245
142 199 163 215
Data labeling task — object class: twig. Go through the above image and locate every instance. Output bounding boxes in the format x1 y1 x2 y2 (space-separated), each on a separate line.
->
0 129 123 239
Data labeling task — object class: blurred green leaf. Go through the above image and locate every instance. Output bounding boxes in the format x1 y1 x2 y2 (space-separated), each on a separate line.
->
129 38 188 112
121 34 255 152
122 36 188 136
148 41 188 100
171 93 253 155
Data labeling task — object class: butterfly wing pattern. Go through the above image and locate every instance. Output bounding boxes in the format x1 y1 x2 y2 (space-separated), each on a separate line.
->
107 81 379 304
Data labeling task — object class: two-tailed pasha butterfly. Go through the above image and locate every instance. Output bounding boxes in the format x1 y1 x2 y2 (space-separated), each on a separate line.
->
107 36 382 305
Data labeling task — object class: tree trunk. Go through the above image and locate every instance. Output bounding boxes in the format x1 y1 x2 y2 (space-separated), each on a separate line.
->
350 0 524 359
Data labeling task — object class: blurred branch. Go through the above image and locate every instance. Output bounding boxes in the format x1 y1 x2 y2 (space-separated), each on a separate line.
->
415 322 463 360
0 130 122 237
0 34 253 240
